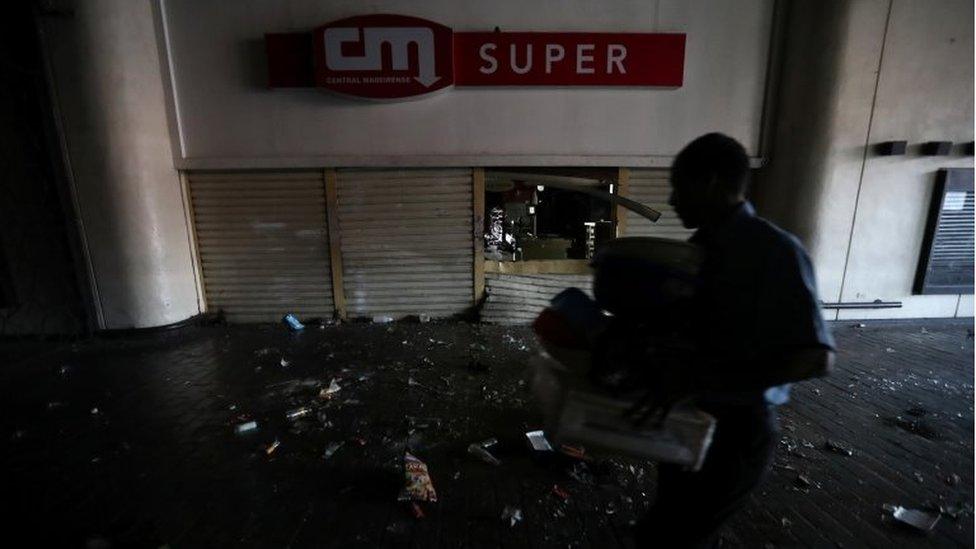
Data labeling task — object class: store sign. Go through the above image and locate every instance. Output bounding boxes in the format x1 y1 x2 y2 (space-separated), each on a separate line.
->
266 14 685 100
312 14 454 99
453 33 684 87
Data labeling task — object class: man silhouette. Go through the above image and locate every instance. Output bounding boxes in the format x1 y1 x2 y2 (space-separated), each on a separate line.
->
634 133 836 547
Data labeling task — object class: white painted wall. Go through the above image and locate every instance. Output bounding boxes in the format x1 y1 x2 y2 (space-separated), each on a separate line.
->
755 0 890 309
41 0 201 328
756 0 973 320
157 0 774 168
838 0 974 320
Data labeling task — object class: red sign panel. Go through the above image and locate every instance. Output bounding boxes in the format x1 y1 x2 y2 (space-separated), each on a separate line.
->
311 14 454 99
454 32 685 86
265 14 686 99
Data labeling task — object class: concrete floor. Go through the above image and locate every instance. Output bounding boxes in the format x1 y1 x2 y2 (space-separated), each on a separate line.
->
1 319 972 548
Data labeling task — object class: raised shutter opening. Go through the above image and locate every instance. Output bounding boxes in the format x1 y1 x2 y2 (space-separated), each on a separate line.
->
915 168 974 295
622 169 693 241
336 169 474 319
188 171 334 323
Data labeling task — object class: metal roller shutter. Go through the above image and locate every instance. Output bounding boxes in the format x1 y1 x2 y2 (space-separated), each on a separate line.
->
483 273 593 325
622 169 693 241
188 171 334 323
337 169 474 319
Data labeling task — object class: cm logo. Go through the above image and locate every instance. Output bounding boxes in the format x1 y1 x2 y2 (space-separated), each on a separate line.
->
313 14 454 99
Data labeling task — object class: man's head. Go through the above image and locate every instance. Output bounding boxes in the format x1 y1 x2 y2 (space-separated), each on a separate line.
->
669 133 749 229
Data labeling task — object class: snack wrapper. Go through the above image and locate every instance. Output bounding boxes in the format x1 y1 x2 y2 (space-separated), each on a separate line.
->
398 451 437 503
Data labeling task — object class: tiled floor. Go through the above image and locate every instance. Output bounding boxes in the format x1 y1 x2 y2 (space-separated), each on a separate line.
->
1 319 972 547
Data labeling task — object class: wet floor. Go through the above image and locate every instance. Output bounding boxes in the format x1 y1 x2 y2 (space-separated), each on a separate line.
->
1 319 972 547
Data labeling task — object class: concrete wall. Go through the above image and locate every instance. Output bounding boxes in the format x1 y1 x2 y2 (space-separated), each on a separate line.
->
0 3 85 335
158 0 774 168
838 0 974 319
40 0 200 329
755 0 974 320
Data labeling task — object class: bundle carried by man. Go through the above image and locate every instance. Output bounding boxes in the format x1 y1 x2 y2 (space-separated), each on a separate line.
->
530 236 716 470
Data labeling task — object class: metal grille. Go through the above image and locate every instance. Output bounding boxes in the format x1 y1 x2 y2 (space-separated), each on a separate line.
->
483 273 593 325
188 171 334 323
622 169 692 240
915 168 974 294
336 169 473 319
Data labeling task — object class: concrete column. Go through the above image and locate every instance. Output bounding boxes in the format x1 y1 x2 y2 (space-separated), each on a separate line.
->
753 0 890 308
40 0 199 328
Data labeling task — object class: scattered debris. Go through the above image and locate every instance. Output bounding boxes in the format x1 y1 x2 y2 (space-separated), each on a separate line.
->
398 452 438 503
373 315 394 324
946 473 961 486
795 474 821 490
525 430 554 452
235 421 258 434
265 439 281 455
939 502 973 520
319 378 341 399
468 443 502 465
407 377 424 388
283 313 305 331
406 376 454 396
913 472 924 483
350 436 366 446
407 416 443 432
559 444 587 460
567 462 594 484
477 437 499 449
501 506 523 527
285 407 311 420
552 484 570 500
824 439 853 456
884 504 940 532
885 347 895 353
890 416 940 440
323 441 344 460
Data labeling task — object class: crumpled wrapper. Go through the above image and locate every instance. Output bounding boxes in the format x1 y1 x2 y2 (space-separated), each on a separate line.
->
398 451 437 503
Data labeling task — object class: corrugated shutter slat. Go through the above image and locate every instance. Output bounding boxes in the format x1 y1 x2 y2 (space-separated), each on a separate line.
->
482 273 593 325
189 171 334 323
622 169 693 241
337 169 474 319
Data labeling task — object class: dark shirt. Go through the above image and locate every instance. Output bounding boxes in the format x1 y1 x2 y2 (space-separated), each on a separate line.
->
689 201 835 405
